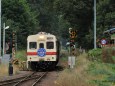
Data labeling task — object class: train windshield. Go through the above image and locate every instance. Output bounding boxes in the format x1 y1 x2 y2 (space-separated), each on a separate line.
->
29 42 37 49
39 43 44 48
46 42 54 49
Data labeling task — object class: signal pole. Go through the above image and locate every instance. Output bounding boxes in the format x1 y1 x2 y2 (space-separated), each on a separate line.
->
68 28 77 69
3 23 9 55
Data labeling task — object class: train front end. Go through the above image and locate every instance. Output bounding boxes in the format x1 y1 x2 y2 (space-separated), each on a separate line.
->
27 32 59 70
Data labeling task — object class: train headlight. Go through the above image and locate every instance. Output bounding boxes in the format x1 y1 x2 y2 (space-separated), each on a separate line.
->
52 57 54 59
39 36 44 39
30 57 31 60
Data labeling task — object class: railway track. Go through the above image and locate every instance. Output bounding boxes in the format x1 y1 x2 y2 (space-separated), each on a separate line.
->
32 72 47 86
0 72 48 86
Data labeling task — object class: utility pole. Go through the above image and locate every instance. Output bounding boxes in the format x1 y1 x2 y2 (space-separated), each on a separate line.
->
0 0 1 56
3 23 9 55
94 0 97 49
3 23 5 55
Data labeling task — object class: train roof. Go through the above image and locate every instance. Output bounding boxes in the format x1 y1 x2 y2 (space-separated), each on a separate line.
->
27 32 56 41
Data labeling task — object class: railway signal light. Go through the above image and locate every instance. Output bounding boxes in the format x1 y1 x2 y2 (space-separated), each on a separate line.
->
12 32 16 47
70 39 75 50
70 30 77 38
12 32 16 59
69 28 77 56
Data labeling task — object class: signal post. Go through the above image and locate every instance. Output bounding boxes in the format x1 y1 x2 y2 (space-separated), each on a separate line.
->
12 32 16 59
68 28 77 68
8 31 16 76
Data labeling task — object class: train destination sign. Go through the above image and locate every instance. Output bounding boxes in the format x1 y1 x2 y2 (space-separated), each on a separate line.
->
47 37 53 40
37 48 46 57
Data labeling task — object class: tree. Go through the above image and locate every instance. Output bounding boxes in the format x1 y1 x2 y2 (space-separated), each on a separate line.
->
97 0 115 39
2 0 38 49
54 0 94 49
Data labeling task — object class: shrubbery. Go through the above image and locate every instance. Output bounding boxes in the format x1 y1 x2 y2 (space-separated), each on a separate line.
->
15 50 27 61
87 47 115 85
88 48 102 61
102 47 115 63
88 47 115 63
56 48 115 86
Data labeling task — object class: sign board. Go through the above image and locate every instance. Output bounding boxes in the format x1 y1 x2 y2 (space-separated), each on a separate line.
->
68 56 75 68
101 39 107 45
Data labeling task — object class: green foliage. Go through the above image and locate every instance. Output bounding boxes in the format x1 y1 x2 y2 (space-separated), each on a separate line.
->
112 56 115 61
88 62 111 75
102 47 115 63
88 47 115 63
90 80 112 86
2 0 115 50
107 75 115 82
88 48 102 61
2 0 38 49
97 0 115 39
88 62 115 86
15 50 26 61
27 0 71 39
54 0 94 49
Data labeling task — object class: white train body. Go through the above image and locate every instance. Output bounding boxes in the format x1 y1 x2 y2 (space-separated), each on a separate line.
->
27 32 60 70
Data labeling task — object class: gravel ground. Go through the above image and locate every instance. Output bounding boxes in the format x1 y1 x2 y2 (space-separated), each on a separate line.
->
0 71 33 82
38 71 59 86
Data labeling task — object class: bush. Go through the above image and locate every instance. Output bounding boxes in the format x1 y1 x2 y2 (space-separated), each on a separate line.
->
88 47 115 63
88 48 102 61
102 47 115 63
15 50 27 61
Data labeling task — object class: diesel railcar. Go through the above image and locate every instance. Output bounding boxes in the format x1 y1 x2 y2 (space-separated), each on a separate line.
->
27 32 60 70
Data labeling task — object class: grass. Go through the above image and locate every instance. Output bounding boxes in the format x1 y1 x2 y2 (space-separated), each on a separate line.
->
0 50 26 78
87 62 115 86
15 50 27 61
0 64 20 78
56 52 115 86
14 50 27 70
55 53 94 86
0 64 8 77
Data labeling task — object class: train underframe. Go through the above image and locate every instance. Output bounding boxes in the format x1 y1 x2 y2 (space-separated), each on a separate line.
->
27 61 58 71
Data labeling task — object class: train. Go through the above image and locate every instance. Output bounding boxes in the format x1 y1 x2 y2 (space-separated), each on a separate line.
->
26 32 60 70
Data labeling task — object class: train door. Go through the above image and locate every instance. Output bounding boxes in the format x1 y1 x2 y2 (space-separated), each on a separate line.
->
37 41 46 57
39 42 44 49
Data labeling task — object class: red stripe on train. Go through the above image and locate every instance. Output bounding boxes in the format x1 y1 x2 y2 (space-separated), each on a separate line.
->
27 52 57 55
27 52 37 55
46 52 57 55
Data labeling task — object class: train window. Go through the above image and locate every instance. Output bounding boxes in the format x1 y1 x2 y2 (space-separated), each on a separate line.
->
39 43 44 48
29 42 37 49
47 42 54 49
